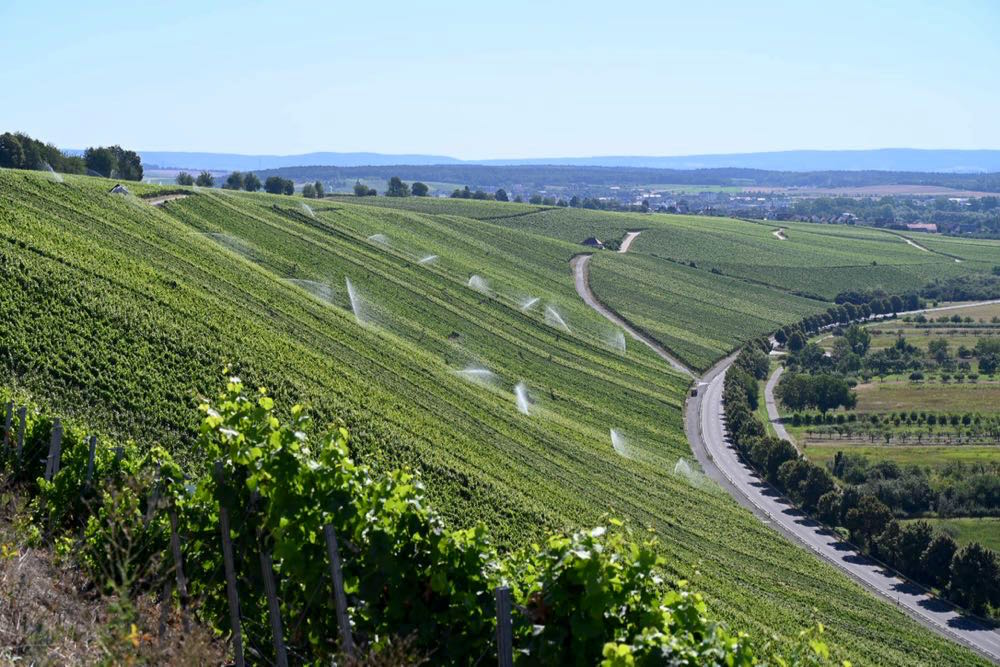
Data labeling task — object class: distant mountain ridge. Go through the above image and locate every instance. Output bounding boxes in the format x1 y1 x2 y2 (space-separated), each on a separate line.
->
66 148 1000 173
478 149 1000 173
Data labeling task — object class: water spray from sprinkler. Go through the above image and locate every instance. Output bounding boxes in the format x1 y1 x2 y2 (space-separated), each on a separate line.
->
515 382 531 415
545 306 570 332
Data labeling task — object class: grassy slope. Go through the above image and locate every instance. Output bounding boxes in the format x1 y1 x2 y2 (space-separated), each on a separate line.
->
0 171 987 664
904 517 1000 553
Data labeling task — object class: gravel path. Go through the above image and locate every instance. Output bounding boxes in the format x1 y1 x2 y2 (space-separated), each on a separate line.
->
145 193 191 206
619 231 642 253
902 236 930 252
570 255 692 377
772 228 787 240
764 365 793 443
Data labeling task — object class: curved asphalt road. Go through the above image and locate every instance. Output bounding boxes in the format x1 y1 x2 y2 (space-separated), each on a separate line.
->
571 246 1000 662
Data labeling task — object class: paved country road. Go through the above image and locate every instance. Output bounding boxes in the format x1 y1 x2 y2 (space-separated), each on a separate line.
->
691 355 1000 663
570 249 1000 662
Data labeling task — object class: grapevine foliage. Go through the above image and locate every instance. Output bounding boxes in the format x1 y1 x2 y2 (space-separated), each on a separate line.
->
3 378 842 665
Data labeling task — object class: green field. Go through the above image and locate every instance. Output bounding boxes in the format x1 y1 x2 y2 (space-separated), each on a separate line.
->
1 170 994 664
904 517 1000 552
803 444 1000 470
855 380 1000 412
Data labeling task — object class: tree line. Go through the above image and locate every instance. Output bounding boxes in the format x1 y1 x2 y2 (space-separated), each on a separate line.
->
175 171 216 187
250 163 1000 193
1 131 143 181
724 341 1000 615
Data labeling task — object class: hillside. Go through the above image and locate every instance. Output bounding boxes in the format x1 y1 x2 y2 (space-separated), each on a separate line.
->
0 170 993 664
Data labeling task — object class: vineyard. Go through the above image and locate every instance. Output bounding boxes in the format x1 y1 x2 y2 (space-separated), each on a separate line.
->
0 169 992 663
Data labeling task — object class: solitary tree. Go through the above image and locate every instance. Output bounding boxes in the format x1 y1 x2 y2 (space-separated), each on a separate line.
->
921 533 957 588
314 181 325 198
897 521 933 580
265 176 286 194
844 495 893 547
411 181 429 197
282 179 294 195
176 171 195 186
787 331 805 352
949 543 1000 613
386 176 410 197
109 146 143 181
844 325 871 355
242 173 262 192
195 171 215 187
302 183 317 198
224 171 245 190
354 180 371 196
495 188 509 202
978 353 998 376
84 146 117 178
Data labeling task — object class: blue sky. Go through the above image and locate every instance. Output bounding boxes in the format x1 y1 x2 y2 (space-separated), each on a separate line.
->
2 1 997 158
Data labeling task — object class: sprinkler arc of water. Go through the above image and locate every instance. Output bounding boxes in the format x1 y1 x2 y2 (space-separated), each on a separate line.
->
514 382 531 415
544 305 571 332
42 162 64 183
610 429 629 458
453 367 497 382
468 275 490 293
345 276 365 324
520 297 540 311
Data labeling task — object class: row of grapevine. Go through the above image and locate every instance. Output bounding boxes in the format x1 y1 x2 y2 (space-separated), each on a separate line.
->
0 170 985 663
1 380 836 665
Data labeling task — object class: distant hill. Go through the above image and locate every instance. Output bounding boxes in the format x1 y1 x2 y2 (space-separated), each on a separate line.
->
479 149 1000 173
64 148 1000 173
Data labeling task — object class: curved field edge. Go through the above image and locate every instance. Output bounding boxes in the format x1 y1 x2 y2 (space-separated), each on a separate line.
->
0 170 985 664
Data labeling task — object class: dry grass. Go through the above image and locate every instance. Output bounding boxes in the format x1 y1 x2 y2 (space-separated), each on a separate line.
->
0 494 225 666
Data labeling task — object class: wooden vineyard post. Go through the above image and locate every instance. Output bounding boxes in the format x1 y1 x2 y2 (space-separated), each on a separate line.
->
84 436 97 492
251 489 288 667
15 407 26 467
44 419 63 481
145 473 161 526
495 586 513 667
3 401 12 450
323 524 355 657
158 578 174 639
168 507 191 632
215 462 245 667
259 546 289 667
